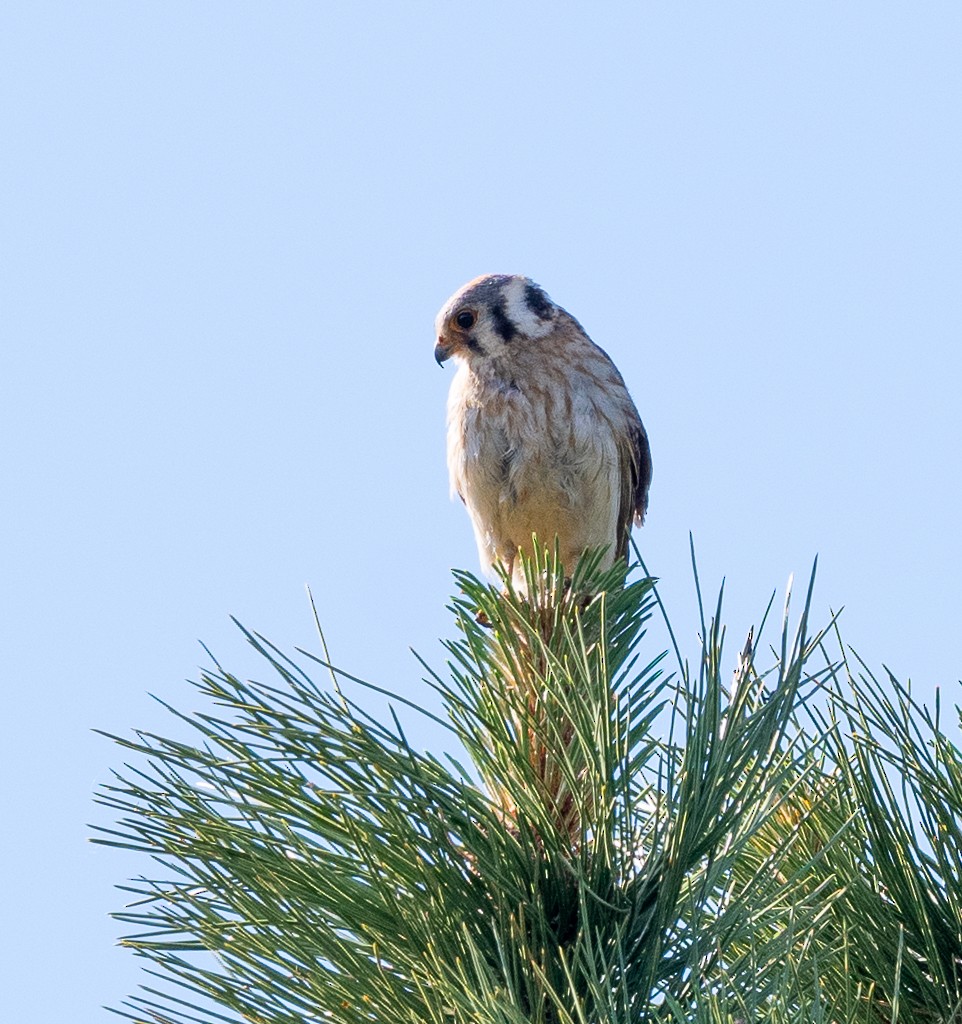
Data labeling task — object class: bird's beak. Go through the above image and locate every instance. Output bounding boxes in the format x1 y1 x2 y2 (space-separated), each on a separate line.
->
434 335 455 366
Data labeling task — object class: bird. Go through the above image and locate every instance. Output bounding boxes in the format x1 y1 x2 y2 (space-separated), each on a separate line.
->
434 274 651 587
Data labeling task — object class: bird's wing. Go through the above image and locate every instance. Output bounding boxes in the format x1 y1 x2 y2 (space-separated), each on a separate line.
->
579 332 652 564
615 414 652 562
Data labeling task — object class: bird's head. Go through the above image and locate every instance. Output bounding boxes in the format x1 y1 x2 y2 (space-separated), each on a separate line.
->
434 274 559 366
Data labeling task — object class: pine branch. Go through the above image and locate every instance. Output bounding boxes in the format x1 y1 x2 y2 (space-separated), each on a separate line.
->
94 547 962 1023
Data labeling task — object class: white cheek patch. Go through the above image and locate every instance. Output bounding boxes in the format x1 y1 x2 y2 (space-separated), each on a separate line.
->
503 277 554 338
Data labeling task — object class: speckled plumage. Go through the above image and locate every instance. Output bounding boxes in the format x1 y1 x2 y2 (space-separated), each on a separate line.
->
435 274 651 584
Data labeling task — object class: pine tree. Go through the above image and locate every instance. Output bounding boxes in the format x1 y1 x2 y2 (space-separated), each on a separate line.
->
95 546 962 1022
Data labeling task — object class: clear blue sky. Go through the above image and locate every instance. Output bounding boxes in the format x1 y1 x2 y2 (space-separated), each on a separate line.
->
3 3 961 1018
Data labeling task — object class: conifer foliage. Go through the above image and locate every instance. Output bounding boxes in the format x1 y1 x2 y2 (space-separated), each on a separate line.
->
96 547 962 1022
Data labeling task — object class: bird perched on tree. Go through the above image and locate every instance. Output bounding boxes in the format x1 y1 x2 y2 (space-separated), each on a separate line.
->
435 274 651 586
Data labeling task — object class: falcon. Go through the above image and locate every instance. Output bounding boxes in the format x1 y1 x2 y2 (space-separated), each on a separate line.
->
434 274 651 585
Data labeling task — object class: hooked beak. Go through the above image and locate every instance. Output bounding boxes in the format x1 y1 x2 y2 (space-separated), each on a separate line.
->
434 335 455 366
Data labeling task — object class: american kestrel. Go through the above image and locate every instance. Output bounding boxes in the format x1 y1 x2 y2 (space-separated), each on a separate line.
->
435 274 651 585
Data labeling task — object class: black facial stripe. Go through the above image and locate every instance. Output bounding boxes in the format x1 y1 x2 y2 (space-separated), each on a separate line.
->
490 298 519 342
524 283 554 320
466 335 486 356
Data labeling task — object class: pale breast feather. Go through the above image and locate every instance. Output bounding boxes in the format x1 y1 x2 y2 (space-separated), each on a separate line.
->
445 365 472 503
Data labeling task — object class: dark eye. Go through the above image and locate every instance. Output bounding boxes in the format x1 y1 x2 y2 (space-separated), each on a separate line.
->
455 309 476 330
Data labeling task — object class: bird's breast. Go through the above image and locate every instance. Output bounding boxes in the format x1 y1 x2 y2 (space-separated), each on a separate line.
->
450 367 620 512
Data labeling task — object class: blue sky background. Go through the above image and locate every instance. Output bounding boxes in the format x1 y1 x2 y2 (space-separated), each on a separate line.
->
3 3 961 1019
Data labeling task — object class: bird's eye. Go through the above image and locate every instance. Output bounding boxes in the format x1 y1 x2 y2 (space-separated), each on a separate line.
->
455 310 476 330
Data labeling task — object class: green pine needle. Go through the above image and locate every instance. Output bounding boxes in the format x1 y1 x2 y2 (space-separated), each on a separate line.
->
94 545 962 1024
